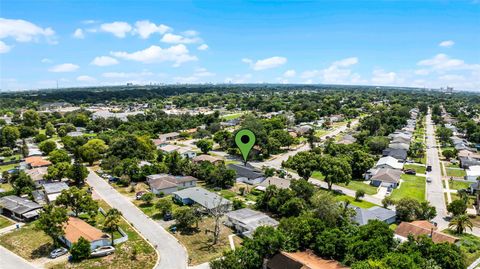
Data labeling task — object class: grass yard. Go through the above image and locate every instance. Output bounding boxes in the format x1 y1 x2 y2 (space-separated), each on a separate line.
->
172 217 241 265
311 171 325 180
0 163 17 172
442 230 480 266
314 129 329 138
0 221 54 260
449 193 476 207
49 200 157 269
0 154 22 162
221 113 243 120
0 215 14 229
446 168 466 178
0 182 13 192
111 182 149 200
446 162 461 168
404 164 426 174
389 174 426 202
447 180 471 191
338 180 378 195
334 195 377 208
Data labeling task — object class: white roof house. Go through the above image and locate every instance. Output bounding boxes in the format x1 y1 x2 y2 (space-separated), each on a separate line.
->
465 166 480 181
225 208 279 237
374 156 404 170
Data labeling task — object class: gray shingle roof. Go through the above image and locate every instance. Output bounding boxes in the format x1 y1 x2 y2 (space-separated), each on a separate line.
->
42 182 69 194
173 187 231 210
228 164 263 179
0 195 42 215
351 206 396 226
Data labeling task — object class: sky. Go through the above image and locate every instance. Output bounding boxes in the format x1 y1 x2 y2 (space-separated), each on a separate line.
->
0 0 479 91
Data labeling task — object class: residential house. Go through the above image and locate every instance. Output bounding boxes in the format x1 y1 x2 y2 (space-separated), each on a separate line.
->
374 156 404 170
225 208 279 237
465 166 480 181
255 176 291 191
382 148 408 161
25 167 48 181
459 156 480 169
158 144 197 159
172 187 232 211
25 156 52 169
60 217 111 250
220 118 241 127
329 114 344 122
458 150 480 160
91 110 143 122
391 136 411 144
192 154 223 165
0 195 42 222
369 168 402 188
388 142 410 151
394 221 458 244
294 125 313 136
31 190 47 205
350 206 397 226
158 132 180 142
26 143 42 157
338 134 357 145
267 251 349 269
147 174 197 195
42 182 69 203
228 164 265 185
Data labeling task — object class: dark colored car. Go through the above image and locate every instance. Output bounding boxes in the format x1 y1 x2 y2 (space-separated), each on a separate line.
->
108 176 120 183
426 165 432 172
404 169 416 175
163 212 173 221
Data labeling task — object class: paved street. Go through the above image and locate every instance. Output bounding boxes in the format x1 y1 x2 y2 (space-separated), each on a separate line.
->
86 169 188 269
0 245 39 269
425 110 449 229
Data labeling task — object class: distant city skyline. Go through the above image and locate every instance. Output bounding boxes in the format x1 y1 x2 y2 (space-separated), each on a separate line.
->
1 0 479 91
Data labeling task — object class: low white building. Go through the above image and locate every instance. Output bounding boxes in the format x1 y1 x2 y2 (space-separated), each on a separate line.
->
465 165 480 181
225 208 279 237
374 156 404 170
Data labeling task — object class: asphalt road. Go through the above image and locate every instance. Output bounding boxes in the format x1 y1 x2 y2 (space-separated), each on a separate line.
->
425 110 449 229
0 246 38 269
86 169 188 269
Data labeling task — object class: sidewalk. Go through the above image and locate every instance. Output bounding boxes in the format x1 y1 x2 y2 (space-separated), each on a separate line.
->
0 223 24 235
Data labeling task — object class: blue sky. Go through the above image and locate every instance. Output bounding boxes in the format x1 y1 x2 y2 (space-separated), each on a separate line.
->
1 0 479 91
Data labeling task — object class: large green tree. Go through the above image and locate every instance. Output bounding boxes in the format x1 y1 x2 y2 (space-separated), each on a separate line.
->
56 187 98 218
318 156 352 190
35 204 69 247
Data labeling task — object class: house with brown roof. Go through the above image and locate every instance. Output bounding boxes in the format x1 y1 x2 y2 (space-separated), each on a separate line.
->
370 168 402 188
255 176 291 191
147 174 198 195
267 250 349 269
192 154 223 164
394 221 458 244
60 217 110 250
25 156 52 168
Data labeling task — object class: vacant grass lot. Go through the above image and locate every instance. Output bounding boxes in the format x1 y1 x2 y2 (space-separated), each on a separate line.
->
221 113 243 120
172 217 241 265
390 174 425 201
446 180 471 190
0 163 17 172
0 215 14 229
338 180 378 195
446 168 466 178
0 221 54 260
404 164 426 174
334 195 376 208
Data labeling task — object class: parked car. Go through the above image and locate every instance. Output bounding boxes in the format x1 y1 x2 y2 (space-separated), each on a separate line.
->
136 191 147 200
426 165 432 172
91 246 115 257
108 176 120 183
333 189 344 195
426 177 432 183
163 212 173 221
404 169 416 175
49 247 68 259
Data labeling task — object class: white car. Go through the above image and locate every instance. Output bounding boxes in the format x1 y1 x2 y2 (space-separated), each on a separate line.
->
426 177 432 183
91 246 115 257
49 247 68 259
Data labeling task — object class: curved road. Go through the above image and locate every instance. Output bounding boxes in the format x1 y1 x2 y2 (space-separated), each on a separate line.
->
0 246 38 269
87 169 188 269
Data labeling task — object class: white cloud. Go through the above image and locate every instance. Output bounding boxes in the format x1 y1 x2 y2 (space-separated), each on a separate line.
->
111 44 197 67
73 28 85 39
0 40 12 53
134 20 171 39
100 21 132 38
439 40 455 48
102 71 153 78
194 68 215 77
417 53 469 71
41 58 52 63
91 56 119 66
173 68 215 83
161 33 201 44
414 69 430 75
76 75 96 82
243 56 287 71
371 69 400 85
197 44 209 51
300 57 361 84
225 74 252 83
439 74 465 81
283 69 296 78
48 63 79 73
0 18 55 43
182 30 198 37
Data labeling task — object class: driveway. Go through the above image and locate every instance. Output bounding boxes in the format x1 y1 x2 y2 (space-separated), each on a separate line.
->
87 169 188 269
425 110 449 229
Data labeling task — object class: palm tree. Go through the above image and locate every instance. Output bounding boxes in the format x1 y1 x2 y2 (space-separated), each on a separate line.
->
104 208 122 246
449 214 473 234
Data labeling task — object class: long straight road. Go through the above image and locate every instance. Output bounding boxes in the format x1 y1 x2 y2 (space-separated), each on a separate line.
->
87 169 188 269
425 110 449 229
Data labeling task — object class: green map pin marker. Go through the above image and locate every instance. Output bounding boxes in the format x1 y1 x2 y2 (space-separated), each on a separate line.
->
235 129 256 164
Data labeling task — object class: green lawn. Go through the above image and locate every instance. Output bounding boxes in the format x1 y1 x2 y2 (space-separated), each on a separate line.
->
446 162 461 168
339 180 378 195
390 174 426 202
311 171 325 180
334 195 377 208
218 189 236 200
221 113 243 120
314 129 329 137
447 180 471 191
0 183 13 192
442 230 480 266
446 168 466 178
404 164 426 174
0 215 14 229
0 163 17 172
0 154 22 162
